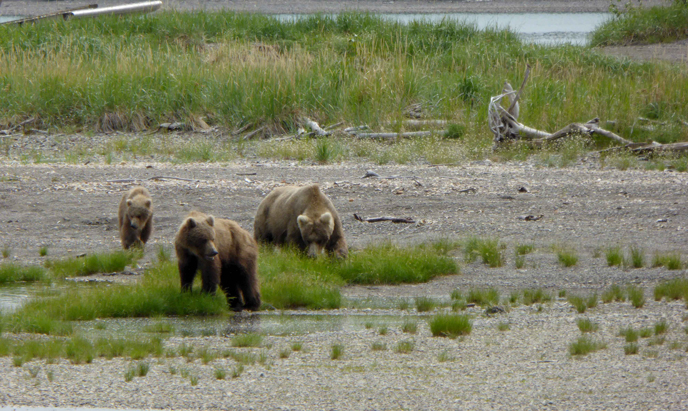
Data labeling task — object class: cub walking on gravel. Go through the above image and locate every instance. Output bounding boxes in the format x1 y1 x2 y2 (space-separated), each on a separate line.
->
118 187 153 249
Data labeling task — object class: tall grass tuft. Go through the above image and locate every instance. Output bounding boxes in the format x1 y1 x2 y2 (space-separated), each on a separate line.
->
0 264 49 284
522 288 552 305
606 247 623 267
577 318 599 333
627 285 645 309
557 249 579 267
654 278 688 302
429 314 472 338
45 250 141 278
467 287 500 307
569 336 606 356
602 284 626 303
464 238 503 267
652 252 683 270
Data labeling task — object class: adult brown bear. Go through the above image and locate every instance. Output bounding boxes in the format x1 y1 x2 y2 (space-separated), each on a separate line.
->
117 187 153 249
175 211 261 312
254 184 348 258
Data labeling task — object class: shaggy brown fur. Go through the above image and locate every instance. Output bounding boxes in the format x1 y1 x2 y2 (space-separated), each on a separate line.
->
117 187 153 249
175 211 261 312
254 184 348 258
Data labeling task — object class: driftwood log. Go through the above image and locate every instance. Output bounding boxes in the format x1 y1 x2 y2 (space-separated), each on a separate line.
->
489 66 686 155
353 213 416 224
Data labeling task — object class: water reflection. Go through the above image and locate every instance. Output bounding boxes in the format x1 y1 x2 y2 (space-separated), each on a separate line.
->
225 311 262 335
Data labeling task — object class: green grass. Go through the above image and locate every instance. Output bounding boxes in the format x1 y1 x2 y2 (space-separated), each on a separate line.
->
291 342 303 351
624 343 639 355
497 322 510 331
577 318 599 333
4 261 229 333
45 250 141 278
627 285 645 309
606 247 623 267
330 344 344 360
1 335 163 363
415 297 437 312
601 284 626 303
465 238 504 267
0 263 49 284
371 342 387 351
654 277 688 302
429 314 472 338
619 327 639 343
2 245 10 259
590 1 688 46
214 367 227 380
39 247 49 257
467 287 500 307
260 242 457 309
0 11 686 166
628 247 645 268
515 244 535 255
639 327 653 338
522 288 552 305
654 320 669 335
569 336 606 356
557 249 579 267
401 320 418 334
568 294 597 314
652 252 683 270
395 340 414 354
231 333 263 348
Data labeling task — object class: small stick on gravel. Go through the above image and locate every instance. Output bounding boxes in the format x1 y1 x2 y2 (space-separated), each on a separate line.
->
354 214 416 224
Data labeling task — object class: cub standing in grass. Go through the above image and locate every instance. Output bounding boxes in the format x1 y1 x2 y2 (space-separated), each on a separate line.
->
175 211 261 312
118 187 153 249
254 184 348 258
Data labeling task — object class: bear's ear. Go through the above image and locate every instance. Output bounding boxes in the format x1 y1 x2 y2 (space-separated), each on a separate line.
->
320 212 335 231
145 200 152 209
297 215 311 229
206 215 215 227
126 199 133 207
185 218 197 229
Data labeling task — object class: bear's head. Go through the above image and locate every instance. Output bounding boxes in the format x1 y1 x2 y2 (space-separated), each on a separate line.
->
297 212 334 258
126 196 152 231
179 215 219 261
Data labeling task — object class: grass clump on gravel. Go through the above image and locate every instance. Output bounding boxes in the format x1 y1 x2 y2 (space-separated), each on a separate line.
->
231 333 263 348
577 318 599 333
569 336 606 356
1 335 163 364
567 294 598 313
330 344 344 360
627 285 645 308
606 247 624 267
45 250 141 278
522 288 552 305
415 297 438 312
429 314 472 338
0 263 49 284
602 284 626 303
654 277 688 302
467 287 500 307
652 252 683 270
465 238 504 267
557 249 579 267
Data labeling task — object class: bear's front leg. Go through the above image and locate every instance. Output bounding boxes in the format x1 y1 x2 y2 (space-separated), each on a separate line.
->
200 259 221 295
177 249 198 292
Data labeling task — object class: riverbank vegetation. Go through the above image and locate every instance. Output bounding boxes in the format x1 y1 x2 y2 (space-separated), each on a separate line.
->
0 11 686 167
591 0 688 46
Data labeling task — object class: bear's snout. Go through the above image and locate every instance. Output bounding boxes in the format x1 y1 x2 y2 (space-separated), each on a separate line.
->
307 243 325 258
205 249 219 261
130 221 138 229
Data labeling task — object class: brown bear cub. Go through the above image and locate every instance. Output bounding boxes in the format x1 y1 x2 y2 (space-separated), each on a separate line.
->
118 187 153 249
254 184 348 258
175 211 261 312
